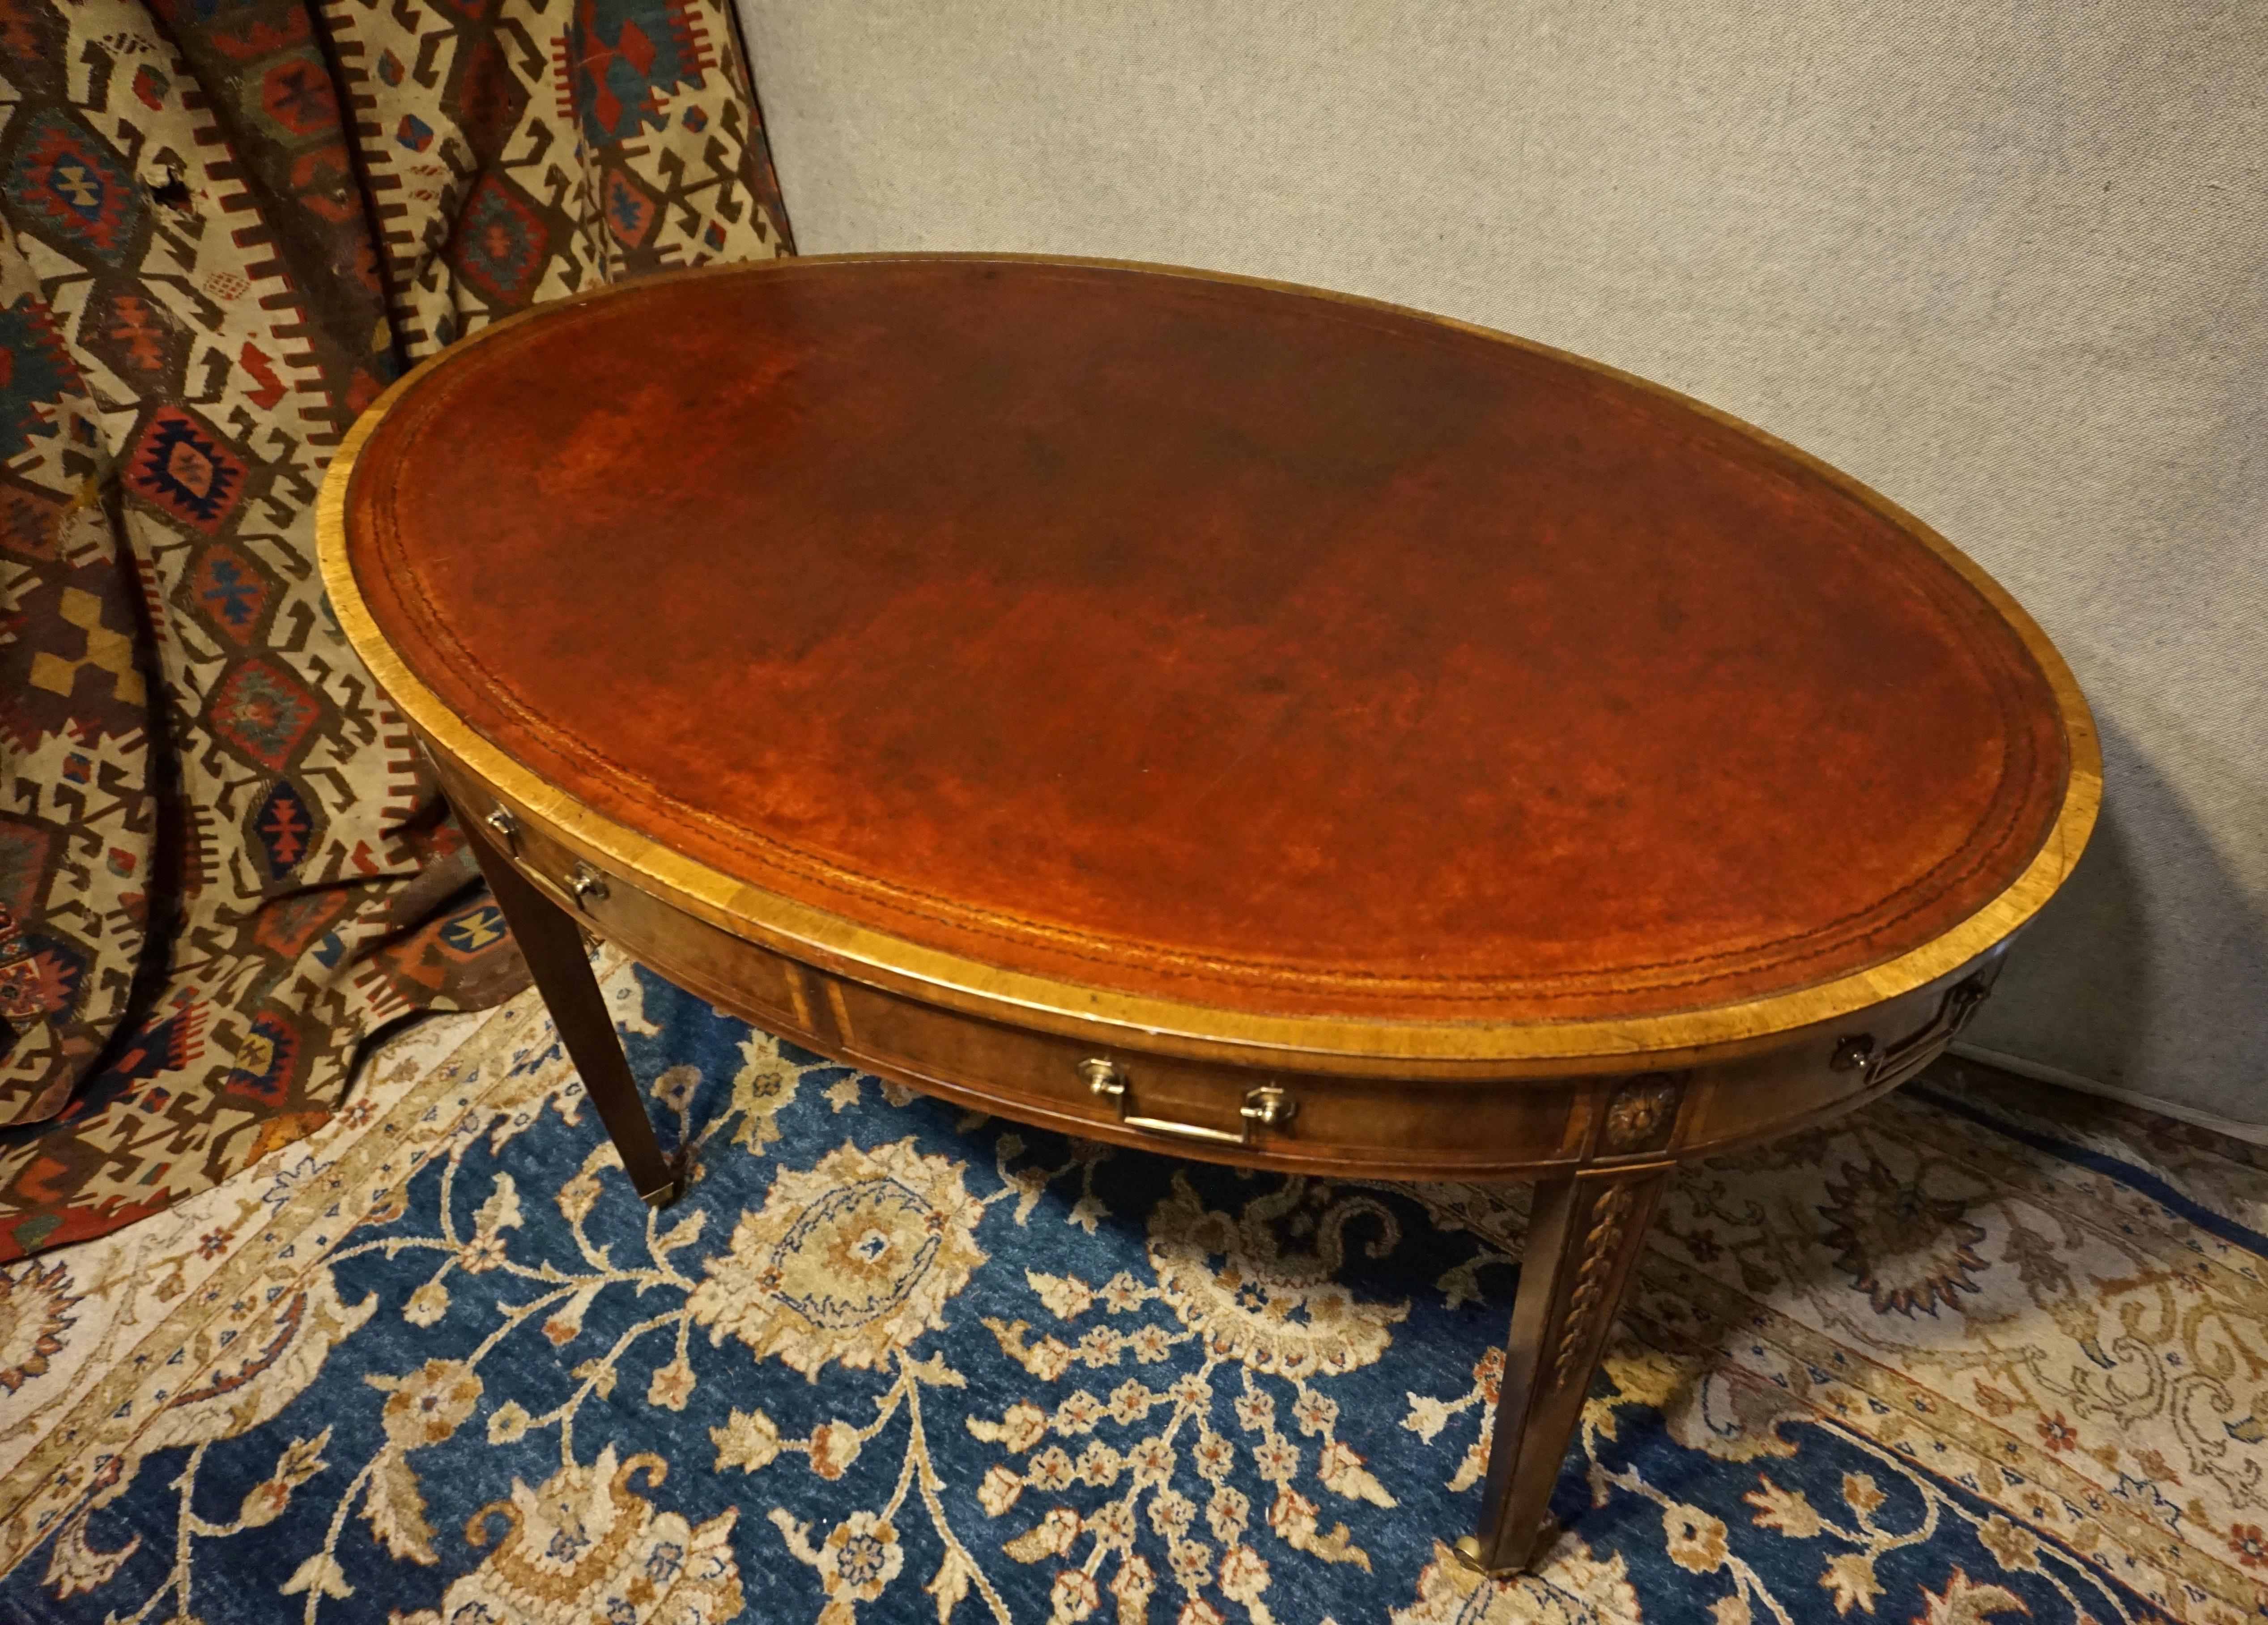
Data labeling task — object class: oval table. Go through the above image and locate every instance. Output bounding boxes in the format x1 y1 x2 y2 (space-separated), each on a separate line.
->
319 255 2097 1574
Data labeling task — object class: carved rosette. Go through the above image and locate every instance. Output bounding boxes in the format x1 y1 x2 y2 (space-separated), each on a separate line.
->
1600 1073 1684 1154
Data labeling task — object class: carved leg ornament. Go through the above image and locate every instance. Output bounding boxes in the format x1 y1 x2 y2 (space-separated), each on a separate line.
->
1460 1161 1672 1574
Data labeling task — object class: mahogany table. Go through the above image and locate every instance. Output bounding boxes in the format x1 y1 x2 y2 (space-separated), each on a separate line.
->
319 255 2097 1574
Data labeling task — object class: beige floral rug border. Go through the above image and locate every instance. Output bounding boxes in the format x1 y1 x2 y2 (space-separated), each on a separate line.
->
0 969 576 1565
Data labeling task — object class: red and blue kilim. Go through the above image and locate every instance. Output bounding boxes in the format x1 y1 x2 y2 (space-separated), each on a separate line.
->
0 0 793 1258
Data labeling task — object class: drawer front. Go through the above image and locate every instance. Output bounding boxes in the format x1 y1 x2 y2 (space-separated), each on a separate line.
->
1679 957 2004 1155
821 974 1584 1175
428 756 816 1040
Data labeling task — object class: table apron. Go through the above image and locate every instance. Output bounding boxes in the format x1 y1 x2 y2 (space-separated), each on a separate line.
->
430 744 2003 1181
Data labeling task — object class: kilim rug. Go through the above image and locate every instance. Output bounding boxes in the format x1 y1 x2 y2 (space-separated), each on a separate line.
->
0 956 2264 1624
0 0 791 1259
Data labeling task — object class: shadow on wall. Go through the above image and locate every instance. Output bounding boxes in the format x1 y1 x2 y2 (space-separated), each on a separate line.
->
1966 715 2268 1135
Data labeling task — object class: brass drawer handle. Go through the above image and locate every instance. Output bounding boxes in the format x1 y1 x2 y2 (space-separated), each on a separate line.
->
483 805 519 852
1079 1058 1294 1147
568 862 608 910
1831 972 1992 1086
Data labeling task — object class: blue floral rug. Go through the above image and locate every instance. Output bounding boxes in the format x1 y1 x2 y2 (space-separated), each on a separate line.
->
1 959 2262 1623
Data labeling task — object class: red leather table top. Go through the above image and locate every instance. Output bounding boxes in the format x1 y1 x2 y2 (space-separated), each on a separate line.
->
342 257 2079 1026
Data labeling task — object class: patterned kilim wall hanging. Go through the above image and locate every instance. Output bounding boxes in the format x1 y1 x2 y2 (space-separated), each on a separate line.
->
0 0 792 1259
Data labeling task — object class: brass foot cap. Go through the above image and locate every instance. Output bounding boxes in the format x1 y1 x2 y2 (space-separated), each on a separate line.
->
1451 1535 1515 1576
637 1151 693 1208
1451 1526 1550 1578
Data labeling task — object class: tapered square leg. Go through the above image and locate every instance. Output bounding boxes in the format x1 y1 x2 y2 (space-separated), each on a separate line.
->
1460 1162 1672 1574
458 808 685 1207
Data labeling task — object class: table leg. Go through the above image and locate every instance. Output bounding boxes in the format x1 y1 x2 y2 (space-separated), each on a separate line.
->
460 812 686 1207
1459 1161 1672 1574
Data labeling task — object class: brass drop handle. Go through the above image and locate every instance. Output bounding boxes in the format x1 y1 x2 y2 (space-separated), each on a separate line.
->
1081 1057 1294 1146
568 862 608 910
1241 1085 1296 1130
1830 972 1992 1086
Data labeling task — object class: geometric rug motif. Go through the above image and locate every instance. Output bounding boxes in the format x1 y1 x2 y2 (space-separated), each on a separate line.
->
0 0 792 1258
1 964 2263 1624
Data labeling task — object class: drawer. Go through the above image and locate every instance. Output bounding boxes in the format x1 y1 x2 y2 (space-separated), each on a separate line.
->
1680 957 2004 1155
819 973 1583 1176
430 755 817 1042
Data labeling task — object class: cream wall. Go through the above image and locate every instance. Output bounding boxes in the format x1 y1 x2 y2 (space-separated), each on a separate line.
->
733 0 2268 1129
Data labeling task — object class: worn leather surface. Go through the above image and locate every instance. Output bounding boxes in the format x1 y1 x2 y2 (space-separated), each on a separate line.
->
347 258 2071 1021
